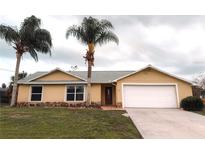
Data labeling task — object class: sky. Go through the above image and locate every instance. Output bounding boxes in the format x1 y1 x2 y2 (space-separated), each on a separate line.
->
0 15 205 86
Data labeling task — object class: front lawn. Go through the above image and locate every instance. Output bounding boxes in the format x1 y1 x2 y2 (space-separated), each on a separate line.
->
0 107 141 139
194 108 205 116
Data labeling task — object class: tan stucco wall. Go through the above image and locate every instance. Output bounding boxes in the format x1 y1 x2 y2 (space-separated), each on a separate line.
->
116 68 193 107
90 84 101 103
43 85 65 102
17 85 30 102
17 84 102 103
34 70 80 81
17 85 66 102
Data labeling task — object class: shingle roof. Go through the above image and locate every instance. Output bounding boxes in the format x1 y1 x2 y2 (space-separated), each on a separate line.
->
18 71 134 84
71 71 134 83
17 65 193 85
18 72 48 83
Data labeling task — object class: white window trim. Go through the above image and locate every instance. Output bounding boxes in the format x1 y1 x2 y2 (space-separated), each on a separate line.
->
121 83 180 108
64 85 86 102
29 85 43 102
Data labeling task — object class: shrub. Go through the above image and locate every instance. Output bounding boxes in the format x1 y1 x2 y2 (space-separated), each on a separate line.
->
180 96 204 111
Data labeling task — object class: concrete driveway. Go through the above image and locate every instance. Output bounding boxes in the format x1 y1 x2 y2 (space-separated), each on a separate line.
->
126 108 205 139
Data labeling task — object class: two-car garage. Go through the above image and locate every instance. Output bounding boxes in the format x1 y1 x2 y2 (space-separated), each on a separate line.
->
122 84 178 108
115 66 193 109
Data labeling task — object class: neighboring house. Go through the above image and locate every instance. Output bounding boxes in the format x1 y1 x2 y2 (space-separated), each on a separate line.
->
0 87 9 104
17 65 193 108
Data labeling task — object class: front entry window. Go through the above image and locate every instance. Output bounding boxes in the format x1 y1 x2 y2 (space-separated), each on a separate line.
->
66 85 84 101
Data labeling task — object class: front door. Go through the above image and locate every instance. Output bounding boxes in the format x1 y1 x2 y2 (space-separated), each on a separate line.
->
105 87 112 105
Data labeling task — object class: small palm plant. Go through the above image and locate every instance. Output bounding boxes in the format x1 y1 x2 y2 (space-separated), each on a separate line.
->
66 16 119 105
0 15 52 106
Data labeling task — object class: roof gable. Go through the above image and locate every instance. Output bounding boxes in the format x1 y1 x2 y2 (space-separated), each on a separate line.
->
114 65 192 85
29 68 85 82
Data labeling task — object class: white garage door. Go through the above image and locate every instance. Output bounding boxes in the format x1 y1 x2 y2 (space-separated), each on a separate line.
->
123 85 178 108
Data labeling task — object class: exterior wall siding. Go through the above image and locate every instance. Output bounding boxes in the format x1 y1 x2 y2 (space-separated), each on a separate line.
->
116 68 193 107
17 84 102 103
17 85 30 102
43 85 65 102
91 84 101 104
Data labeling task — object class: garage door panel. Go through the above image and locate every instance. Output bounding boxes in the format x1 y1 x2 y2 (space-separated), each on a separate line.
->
123 85 177 108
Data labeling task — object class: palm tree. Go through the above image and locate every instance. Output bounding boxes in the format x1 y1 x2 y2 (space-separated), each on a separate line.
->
0 15 52 106
66 16 119 105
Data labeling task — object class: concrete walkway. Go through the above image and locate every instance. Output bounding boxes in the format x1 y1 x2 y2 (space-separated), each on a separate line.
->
126 108 205 139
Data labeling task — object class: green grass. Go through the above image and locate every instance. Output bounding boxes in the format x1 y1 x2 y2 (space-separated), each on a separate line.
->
194 108 205 116
0 107 141 139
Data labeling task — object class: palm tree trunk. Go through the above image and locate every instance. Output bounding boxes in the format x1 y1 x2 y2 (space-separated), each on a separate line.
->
86 60 92 105
10 52 21 106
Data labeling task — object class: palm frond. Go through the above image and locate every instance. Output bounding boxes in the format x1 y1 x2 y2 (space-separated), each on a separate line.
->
34 29 52 47
18 15 52 60
82 17 99 43
20 15 41 32
34 42 52 55
66 16 119 47
0 25 19 44
100 19 114 30
95 31 119 46
19 15 41 44
28 49 38 61
26 29 52 58
66 25 87 44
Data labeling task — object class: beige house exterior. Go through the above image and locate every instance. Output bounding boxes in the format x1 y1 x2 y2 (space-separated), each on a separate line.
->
17 65 193 108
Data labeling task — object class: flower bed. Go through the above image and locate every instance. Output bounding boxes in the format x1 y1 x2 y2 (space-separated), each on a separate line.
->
16 102 101 109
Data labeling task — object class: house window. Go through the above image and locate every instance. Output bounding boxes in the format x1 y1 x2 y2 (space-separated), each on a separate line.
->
66 85 84 101
31 86 42 101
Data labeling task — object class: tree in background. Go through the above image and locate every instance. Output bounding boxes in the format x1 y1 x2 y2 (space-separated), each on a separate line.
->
1 83 6 88
193 73 205 99
194 73 205 89
10 71 27 85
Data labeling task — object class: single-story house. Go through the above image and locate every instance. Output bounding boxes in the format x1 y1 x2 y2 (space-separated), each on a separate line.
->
17 65 193 108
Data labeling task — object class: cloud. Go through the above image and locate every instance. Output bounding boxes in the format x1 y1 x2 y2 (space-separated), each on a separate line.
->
0 40 15 58
105 15 205 29
1 15 205 85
